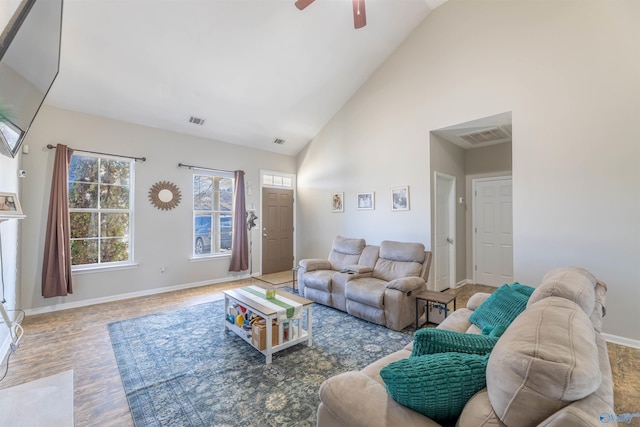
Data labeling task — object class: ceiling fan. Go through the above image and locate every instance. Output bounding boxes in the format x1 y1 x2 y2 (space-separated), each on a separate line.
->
295 0 367 29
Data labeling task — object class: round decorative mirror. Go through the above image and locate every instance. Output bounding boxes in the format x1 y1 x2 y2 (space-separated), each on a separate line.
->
149 181 181 210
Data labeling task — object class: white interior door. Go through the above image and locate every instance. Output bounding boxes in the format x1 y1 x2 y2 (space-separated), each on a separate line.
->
473 177 513 286
434 172 455 291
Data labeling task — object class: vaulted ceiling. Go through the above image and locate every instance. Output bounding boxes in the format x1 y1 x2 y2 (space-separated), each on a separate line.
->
45 0 448 156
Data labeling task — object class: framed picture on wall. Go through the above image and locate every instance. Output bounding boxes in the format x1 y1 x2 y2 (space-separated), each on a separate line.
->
357 192 375 210
331 192 344 212
391 186 410 211
0 192 24 217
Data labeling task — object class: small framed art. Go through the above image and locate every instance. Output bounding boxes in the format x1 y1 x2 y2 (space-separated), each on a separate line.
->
357 192 374 210
391 186 410 211
332 192 344 212
0 192 24 217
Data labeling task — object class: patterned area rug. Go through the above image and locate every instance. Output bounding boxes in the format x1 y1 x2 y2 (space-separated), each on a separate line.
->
108 296 413 427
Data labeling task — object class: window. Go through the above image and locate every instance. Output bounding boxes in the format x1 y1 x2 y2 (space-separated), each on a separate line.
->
68 153 134 268
262 173 293 188
193 173 234 257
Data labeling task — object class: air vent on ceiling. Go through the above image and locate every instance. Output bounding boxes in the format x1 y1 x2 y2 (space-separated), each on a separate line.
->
188 116 205 126
459 126 511 146
272 138 285 145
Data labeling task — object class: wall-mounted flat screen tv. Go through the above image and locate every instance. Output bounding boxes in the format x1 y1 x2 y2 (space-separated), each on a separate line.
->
0 0 63 158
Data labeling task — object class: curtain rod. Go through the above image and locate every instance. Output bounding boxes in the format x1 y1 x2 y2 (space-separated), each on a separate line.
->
178 162 234 174
46 144 146 162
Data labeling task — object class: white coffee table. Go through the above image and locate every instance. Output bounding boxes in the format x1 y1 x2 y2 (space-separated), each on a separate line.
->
223 286 313 364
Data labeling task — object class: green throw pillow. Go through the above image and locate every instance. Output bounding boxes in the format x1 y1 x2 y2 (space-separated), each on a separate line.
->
468 284 530 330
481 324 507 338
411 328 499 357
381 352 489 421
510 282 535 297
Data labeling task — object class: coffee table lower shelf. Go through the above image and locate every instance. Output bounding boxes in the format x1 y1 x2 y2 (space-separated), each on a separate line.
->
223 290 313 364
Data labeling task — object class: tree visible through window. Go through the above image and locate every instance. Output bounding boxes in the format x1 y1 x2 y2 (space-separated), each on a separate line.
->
68 153 134 267
193 173 233 256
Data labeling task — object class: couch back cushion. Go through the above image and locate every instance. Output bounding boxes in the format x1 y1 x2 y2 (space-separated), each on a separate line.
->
373 241 425 281
327 236 366 271
486 296 601 427
527 266 597 316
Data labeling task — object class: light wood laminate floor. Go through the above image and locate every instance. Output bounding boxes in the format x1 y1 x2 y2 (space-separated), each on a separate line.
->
0 280 638 426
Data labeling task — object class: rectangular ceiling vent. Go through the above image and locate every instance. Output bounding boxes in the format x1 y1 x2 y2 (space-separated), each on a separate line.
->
460 126 511 145
272 138 285 145
188 116 205 126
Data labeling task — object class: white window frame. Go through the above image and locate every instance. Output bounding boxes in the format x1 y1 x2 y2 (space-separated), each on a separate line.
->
69 152 135 272
192 171 235 258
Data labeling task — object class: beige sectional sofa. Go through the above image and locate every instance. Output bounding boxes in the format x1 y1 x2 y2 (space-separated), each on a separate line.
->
298 236 432 331
317 266 616 426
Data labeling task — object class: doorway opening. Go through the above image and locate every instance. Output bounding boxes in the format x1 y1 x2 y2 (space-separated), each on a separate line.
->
429 112 513 288
434 172 456 291
259 170 296 277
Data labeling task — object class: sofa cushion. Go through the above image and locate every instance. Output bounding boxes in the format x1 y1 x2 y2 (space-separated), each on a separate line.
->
303 270 335 291
457 389 503 427
319 371 436 427
468 284 530 330
380 352 490 422
373 259 423 282
411 328 499 357
486 296 602 427
345 278 386 307
436 308 474 333
372 241 425 282
379 240 426 263
327 236 366 271
465 292 492 311
527 266 597 316
332 235 366 255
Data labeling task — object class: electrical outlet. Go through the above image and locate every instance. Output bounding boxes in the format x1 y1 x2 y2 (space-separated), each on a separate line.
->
160 267 166 276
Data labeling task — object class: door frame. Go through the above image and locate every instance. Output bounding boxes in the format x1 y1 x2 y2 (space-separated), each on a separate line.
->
259 170 297 276
471 175 513 285
433 171 456 291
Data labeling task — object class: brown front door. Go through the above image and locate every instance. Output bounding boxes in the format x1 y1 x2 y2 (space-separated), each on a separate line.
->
261 188 294 274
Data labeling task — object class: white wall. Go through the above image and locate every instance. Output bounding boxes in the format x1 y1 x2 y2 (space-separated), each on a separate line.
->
0 148 21 353
296 0 640 342
20 106 296 311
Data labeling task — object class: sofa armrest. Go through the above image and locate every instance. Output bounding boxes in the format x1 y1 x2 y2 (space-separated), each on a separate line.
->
341 264 374 274
319 371 438 427
299 258 331 272
385 276 425 294
337 271 374 283
466 292 492 311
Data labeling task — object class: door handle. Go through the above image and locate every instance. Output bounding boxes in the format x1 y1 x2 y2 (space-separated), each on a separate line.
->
263 234 268 237
446 237 454 244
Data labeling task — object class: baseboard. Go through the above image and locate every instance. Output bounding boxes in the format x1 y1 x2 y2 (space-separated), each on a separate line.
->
454 279 471 289
603 333 640 349
23 274 251 316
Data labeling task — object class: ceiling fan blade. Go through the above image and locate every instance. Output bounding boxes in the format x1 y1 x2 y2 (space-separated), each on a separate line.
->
295 0 315 11
352 0 366 29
